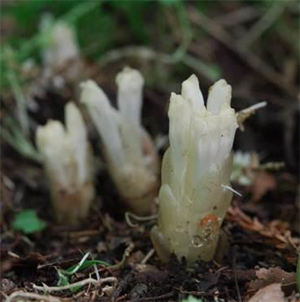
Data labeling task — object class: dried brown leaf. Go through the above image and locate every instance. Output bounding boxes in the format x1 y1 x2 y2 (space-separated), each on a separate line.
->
247 283 285 302
251 172 276 202
227 206 299 250
248 267 295 292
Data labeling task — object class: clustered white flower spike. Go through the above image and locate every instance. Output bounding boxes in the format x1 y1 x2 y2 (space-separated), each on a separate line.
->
36 103 95 224
41 18 81 81
80 67 159 215
151 75 238 264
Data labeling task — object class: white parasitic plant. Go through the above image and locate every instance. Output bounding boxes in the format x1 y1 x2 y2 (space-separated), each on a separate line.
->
36 102 95 224
80 67 159 215
151 75 238 264
40 17 81 81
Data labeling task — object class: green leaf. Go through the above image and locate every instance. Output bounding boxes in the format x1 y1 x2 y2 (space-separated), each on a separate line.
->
57 269 70 287
63 259 110 274
182 296 203 302
13 210 46 234
56 269 81 292
56 253 110 293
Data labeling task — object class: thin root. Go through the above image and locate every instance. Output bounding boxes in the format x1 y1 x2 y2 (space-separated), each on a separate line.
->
125 211 157 228
5 291 61 302
32 277 117 293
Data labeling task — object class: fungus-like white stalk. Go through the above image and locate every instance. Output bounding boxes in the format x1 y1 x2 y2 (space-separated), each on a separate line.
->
41 18 81 81
80 67 158 215
36 103 94 224
151 75 238 263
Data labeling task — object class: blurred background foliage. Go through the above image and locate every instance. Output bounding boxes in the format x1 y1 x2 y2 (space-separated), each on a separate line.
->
0 0 299 170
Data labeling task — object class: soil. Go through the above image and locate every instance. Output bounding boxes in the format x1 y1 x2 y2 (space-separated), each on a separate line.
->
1 8 299 300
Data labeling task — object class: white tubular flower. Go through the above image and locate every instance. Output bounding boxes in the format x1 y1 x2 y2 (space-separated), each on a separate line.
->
41 18 81 81
116 67 144 128
36 103 94 224
80 67 159 215
151 75 238 264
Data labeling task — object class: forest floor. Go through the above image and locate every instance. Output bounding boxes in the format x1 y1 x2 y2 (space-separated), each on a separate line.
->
1 1 299 302
1 61 299 301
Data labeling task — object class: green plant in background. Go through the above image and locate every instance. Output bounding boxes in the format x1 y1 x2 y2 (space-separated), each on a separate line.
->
1 1 101 161
12 210 46 234
1 0 221 91
0 0 220 165
1 1 101 86
1 116 41 163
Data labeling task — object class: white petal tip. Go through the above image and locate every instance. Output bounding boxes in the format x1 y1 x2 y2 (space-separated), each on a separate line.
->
36 120 66 151
116 66 144 87
65 102 77 115
79 80 97 92
207 79 232 115
181 74 204 110
182 74 198 87
80 80 110 108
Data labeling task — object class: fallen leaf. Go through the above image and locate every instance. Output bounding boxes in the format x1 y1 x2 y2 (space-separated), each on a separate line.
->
251 172 276 202
248 267 295 292
247 283 284 302
227 206 300 250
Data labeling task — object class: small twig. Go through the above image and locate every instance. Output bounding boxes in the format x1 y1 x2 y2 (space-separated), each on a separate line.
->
109 243 135 271
236 101 267 131
281 281 297 287
98 46 219 82
141 248 155 264
21 235 35 247
91 254 101 282
5 291 61 302
181 54 220 82
61 251 90 275
125 212 157 228
188 9 298 98
239 101 267 115
258 162 285 171
238 1 288 49
214 6 261 27
167 0 192 63
7 251 20 259
32 277 117 293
